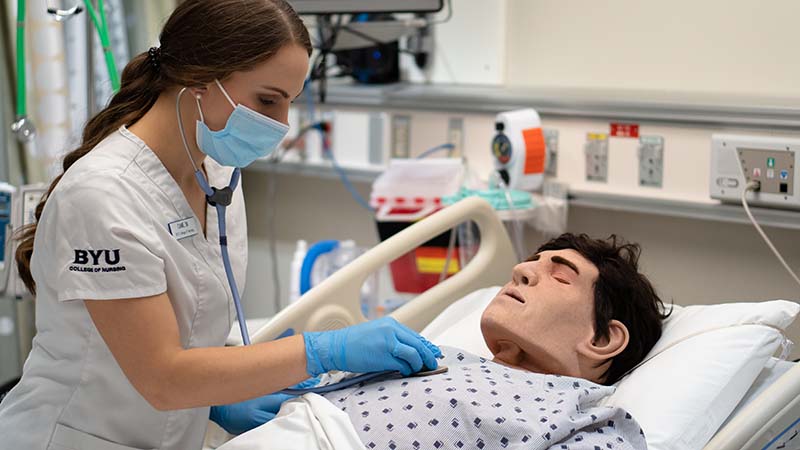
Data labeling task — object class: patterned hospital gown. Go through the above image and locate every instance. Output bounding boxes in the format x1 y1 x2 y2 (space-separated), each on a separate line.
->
321 346 646 450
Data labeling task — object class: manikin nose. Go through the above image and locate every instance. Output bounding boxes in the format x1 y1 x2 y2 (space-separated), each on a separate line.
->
512 262 538 286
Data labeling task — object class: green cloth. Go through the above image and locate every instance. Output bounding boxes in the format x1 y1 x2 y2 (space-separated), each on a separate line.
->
442 188 535 210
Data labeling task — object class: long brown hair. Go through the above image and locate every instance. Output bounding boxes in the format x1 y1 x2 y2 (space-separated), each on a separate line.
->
15 0 312 295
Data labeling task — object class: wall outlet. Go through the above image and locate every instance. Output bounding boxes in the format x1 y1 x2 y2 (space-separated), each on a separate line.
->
639 135 664 188
447 117 464 157
368 112 386 165
585 132 609 182
391 114 411 158
543 128 559 176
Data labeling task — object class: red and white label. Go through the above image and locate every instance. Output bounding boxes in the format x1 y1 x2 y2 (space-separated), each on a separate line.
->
610 123 639 138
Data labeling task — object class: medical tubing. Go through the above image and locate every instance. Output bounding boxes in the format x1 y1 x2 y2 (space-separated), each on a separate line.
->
15 0 25 117
97 0 109 40
303 77 370 212
96 0 120 91
301 78 371 212
192 167 252 345
329 153 374 211
322 129 374 212
417 143 455 159
192 166 252 344
735 157 800 288
83 0 119 92
97 0 120 92
741 183 800 288
217 170 252 345
218 207 251 344
276 370 396 395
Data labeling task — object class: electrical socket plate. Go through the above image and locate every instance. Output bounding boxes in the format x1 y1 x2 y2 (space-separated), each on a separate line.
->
368 112 386 165
639 135 664 188
585 132 608 182
447 117 464 157
543 128 558 176
391 114 411 158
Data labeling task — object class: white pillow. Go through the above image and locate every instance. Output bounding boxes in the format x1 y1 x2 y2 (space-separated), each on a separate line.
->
420 289 799 450
604 301 798 450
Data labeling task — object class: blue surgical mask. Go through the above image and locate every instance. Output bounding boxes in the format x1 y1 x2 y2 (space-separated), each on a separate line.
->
195 79 289 168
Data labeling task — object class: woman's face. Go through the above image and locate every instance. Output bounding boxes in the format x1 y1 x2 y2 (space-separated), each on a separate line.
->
197 43 309 128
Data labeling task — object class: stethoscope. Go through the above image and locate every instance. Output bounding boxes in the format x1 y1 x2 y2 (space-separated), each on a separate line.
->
176 88 449 394
12 0 119 143
277 365 449 395
176 87 251 345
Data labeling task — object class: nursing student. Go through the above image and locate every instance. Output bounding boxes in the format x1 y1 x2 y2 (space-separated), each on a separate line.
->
0 1 440 448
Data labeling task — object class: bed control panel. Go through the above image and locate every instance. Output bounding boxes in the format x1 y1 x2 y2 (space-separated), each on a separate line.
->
737 148 794 196
710 134 800 210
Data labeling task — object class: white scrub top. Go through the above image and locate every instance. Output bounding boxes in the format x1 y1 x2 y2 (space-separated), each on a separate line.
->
0 127 248 450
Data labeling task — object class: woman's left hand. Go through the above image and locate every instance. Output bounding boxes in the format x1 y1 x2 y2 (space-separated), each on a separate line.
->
209 376 319 435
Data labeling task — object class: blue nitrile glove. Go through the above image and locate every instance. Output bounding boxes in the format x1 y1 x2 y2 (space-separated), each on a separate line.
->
209 376 320 435
303 316 442 377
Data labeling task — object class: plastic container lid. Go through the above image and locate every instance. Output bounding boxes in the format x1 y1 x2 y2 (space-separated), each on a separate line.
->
370 158 464 207
442 187 535 211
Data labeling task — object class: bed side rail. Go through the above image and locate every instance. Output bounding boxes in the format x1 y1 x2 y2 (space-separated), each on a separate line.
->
704 362 800 450
250 197 517 342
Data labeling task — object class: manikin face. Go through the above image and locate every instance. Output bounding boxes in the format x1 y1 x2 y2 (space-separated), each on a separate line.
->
193 43 309 128
480 249 628 382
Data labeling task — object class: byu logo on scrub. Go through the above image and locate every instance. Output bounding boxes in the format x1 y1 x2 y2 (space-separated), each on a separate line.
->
73 249 121 265
69 249 127 273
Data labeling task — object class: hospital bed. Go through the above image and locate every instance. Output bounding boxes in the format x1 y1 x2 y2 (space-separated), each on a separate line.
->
223 197 800 450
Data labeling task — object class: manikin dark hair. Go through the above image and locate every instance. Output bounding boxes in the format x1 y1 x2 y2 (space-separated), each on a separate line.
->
15 0 312 295
534 233 671 385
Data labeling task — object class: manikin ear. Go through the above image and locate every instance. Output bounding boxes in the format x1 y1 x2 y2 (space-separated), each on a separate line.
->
578 319 629 363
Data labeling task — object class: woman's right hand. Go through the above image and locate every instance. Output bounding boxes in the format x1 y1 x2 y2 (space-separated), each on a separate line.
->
303 317 442 377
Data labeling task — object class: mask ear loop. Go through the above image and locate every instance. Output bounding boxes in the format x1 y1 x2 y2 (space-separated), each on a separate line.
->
194 94 206 124
214 79 237 109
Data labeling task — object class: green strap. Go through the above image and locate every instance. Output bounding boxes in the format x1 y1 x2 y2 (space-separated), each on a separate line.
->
16 0 26 117
84 0 119 92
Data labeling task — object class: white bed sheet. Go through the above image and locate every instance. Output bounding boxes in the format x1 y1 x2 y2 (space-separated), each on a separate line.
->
216 393 362 450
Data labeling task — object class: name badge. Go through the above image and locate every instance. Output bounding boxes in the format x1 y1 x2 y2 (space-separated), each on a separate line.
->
168 217 199 240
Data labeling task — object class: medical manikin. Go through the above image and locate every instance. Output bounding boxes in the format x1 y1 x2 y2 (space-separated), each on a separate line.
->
234 233 669 449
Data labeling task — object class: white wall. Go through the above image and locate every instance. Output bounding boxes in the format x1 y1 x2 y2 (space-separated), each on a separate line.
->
505 0 800 99
240 0 800 355
402 0 508 84
241 173 377 319
242 106 800 352
307 107 800 203
242 172 800 354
